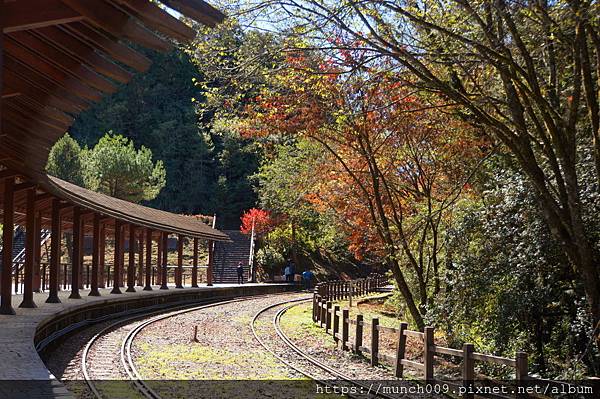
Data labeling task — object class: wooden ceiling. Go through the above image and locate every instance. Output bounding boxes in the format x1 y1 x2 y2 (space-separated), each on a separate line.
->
0 0 224 177
0 0 229 240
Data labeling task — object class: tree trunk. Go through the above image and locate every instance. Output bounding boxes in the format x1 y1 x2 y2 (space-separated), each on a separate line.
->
390 258 425 331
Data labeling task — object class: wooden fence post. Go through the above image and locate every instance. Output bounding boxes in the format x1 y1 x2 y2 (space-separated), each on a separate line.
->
462 343 474 398
371 318 379 366
325 301 332 333
320 300 327 327
342 308 349 350
424 327 435 383
354 314 363 354
312 295 317 322
333 305 340 343
394 322 408 377
515 352 528 398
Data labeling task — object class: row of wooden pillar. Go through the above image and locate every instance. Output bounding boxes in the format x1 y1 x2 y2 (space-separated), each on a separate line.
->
0 175 215 315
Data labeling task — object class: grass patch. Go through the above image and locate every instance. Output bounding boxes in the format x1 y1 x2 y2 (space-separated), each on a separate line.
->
136 342 302 380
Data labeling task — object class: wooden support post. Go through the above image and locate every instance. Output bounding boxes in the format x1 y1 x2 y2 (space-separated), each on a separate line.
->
342 308 349 350
161 232 168 289
119 225 125 287
515 352 528 398
33 211 42 293
370 318 379 366
79 218 85 289
69 206 82 299
462 343 474 398
46 198 61 303
126 224 136 292
137 230 144 286
89 213 101 296
354 314 363 354
394 322 408 377
424 326 435 383
325 301 332 333
111 220 123 294
20 188 37 308
156 234 162 286
207 239 213 286
320 299 327 328
332 304 340 343
192 237 199 288
99 224 105 288
144 229 153 291
176 234 183 288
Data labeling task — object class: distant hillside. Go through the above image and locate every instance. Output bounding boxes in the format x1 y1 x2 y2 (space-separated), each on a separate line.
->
69 48 258 229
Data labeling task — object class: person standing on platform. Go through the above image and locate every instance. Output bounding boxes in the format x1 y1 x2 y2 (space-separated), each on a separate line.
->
302 269 314 290
284 259 295 283
237 261 245 284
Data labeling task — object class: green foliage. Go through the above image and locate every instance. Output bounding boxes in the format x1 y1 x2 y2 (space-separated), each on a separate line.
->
46 133 85 186
254 140 359 273
84 133 166 203
434 159 600 377
70 45 260 227
210 118 260 228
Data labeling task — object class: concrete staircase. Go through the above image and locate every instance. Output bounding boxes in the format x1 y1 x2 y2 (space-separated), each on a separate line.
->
213 230 252 284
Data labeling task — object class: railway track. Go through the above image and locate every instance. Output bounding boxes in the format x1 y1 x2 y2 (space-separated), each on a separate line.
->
81 294 296 399
74 294 410 399
251 299 398 399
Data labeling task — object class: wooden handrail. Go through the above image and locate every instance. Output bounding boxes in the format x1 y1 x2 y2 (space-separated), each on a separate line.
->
312 280 531 393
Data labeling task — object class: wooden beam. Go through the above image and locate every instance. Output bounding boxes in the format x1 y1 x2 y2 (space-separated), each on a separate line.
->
1 177 16 314
35 193 53 203
90 213 101 296
176 234 184 288
4 37 102 102
2 85 20 98
192 237 199 287
126 223 136 292
0 169 18 180
13 182 37 193
63 22 151 72
3 0 84 33
61 0 173 52
144 228 153 290
161 0 225 27
70 206 82 299
34 26 133 83
46 197 62 303
3 61 88 114
0 0 4 161
114 0 196 41
9 31 118 94
9 96 73 127
161 232 169 289
112 219 123 294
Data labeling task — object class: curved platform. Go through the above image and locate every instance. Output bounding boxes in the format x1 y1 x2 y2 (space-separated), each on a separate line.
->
0 284 291 398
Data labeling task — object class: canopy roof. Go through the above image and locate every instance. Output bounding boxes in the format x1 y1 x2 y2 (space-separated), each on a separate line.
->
0 0 229 241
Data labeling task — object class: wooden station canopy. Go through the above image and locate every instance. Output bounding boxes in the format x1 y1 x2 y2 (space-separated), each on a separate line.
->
0 0 229 241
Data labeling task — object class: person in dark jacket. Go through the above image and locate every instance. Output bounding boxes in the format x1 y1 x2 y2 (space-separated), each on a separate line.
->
237 262 245 284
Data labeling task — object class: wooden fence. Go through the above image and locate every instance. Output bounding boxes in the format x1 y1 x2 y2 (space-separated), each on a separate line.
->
312 278 531 397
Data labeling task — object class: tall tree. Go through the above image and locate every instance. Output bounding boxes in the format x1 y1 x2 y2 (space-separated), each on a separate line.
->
84 133 166 203
46 133 85 186
242 55 485 329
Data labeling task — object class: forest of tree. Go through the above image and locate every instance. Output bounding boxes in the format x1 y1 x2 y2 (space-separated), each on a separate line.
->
68 47 258 229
